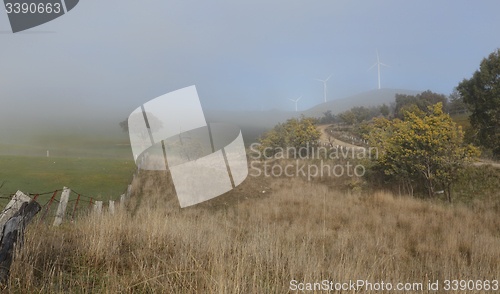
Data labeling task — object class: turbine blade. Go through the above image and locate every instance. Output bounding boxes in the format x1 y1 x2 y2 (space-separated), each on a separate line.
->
376 49 379 62
289 99 295 102
325 73 333 82
379 62 391 67
297 96 302 101
368 63 377 71
315 79 324 82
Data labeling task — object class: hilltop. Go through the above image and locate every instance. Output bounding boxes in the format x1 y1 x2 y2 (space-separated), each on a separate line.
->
303 88 422 117
204 88 423 143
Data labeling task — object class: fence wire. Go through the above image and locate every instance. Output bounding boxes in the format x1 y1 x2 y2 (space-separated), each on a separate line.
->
1 166 139 226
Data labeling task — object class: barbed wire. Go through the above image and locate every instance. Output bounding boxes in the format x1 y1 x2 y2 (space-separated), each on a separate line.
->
0 190 58 197
2 165 139 225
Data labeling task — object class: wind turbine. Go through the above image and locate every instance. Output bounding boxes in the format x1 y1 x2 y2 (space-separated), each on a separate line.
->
315 74 332 103
289 96 302 112
368 50 390 89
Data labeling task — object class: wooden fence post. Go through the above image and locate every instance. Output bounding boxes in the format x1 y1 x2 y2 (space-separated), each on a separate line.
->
120 194 125 208
53 187 71 226
109 200 115 215
0 191 31 229
0 192 41 284
126 185 132 199
94 201 103 215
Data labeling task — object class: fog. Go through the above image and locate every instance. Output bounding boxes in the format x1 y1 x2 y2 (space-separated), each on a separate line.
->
1 0 499 152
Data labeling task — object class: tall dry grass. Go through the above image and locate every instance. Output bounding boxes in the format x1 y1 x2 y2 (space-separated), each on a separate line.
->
3 169 500 293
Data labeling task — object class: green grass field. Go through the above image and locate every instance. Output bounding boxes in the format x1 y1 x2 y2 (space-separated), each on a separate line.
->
0 155 137 207
0 143 133 159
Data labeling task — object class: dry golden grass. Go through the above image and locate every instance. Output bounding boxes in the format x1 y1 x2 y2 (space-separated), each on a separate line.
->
3 169 500 293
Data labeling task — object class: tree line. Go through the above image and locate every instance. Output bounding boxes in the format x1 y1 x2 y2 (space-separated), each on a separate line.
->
256 48 499 201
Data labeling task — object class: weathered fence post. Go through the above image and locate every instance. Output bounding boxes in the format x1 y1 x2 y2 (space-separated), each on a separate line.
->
0 191 41 284
53 187 71 226
108 200 115 215
120 194 125 208
0 191 31 227
126 185 132 199
94 201 103 215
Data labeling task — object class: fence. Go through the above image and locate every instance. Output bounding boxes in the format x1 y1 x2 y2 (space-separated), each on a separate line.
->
0 156 146 226
1 183 133 227
0 154 148 284
0 191 41 283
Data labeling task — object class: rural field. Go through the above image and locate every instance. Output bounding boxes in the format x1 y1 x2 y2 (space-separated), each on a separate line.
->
1 106 500 293
0 155 137 209
3 0 500 293
0 153 499 293
1 90 499 293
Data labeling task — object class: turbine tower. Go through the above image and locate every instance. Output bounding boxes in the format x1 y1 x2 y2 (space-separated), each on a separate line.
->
289 96 302 112
368 50 390 89
315 74 332 103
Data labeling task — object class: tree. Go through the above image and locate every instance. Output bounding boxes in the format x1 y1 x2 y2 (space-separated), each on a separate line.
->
369 103 480 201
119 120 128 133
338 110 356 125
457 48 500 157
120 112 163 151
394 90 447 119
448 87 468 115
351 106 371 123
120 112 163 135
165 137 203 162
353 121 372 140
319 110 335 124
379 103 389 117
257 115 321 158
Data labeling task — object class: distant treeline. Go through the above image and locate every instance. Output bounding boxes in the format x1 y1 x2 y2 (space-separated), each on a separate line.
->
318 89 469 125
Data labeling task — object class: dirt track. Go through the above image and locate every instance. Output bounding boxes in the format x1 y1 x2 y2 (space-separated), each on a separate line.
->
474 161 500 168
317 125 500 168
317 124 358 148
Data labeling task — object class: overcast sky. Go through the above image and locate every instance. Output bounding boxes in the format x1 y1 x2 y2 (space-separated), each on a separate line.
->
1 0 499 123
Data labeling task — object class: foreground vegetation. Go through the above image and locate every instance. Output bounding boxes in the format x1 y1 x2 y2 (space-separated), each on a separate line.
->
368 103 480 201
3 166 500 293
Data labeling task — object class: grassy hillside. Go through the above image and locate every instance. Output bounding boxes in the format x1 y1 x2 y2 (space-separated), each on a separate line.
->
4 163 500 293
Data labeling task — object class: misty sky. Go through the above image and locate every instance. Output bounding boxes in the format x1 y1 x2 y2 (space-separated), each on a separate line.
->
1 0 499 123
